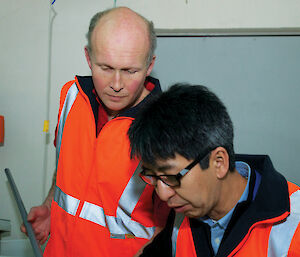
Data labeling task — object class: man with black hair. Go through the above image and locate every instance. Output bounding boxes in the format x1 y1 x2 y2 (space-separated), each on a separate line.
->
128 84 300 257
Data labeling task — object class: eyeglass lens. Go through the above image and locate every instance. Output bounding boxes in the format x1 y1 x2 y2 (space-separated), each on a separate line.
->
142 174 179 187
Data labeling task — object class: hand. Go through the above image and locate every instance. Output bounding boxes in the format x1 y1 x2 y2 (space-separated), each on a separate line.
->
20 205 51 245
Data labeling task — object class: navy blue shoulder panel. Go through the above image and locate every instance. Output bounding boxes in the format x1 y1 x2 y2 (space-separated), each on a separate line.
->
75 76 99 134
118 76 162 118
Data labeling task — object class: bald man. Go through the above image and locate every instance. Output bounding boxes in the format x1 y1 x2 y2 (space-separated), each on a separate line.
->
22 7 168 257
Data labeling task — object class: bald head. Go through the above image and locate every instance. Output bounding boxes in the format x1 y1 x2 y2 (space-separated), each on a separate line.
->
86 7 156 65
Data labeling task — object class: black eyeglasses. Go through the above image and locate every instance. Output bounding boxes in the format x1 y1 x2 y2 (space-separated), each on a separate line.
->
139 151 209 187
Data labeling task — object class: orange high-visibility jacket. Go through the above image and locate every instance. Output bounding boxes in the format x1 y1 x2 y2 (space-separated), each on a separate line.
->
141 155 300 257
44 76 162 257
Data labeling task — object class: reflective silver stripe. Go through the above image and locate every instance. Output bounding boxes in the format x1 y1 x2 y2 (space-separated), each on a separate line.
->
267 190 300 257
56 83 79 169
79 201 106 227
119 162 146 214
79 163 155 239
79 202 155 239
54 185 80 216
114 205 155 239
116 162 155 239
171 213 185 257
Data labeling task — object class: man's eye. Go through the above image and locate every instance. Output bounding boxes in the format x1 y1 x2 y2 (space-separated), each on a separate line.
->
123 69 137 74
128 70 137 74
101 66 112 71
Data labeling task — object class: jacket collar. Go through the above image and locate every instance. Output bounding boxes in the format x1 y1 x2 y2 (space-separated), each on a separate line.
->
75 75 162 120
216 154 289 256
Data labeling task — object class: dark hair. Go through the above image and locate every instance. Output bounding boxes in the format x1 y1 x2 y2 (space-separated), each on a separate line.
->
128 83 235 171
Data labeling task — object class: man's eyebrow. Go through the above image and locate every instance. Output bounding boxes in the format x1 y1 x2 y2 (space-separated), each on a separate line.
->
141 166 151 171
96 62 113 68
157 164 174 172
141 164 173 173
121 66 141 71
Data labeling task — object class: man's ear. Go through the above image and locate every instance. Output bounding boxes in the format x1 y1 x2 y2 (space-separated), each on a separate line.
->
146 55 156 76
210 147 230 179
84 46 92 70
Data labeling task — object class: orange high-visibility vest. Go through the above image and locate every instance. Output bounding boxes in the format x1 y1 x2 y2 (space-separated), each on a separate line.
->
44 76 161 257
172 181 300 257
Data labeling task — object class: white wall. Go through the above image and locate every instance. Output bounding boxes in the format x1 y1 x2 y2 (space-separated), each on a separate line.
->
0 0 299 242
0 0 50 241
129 0 300 30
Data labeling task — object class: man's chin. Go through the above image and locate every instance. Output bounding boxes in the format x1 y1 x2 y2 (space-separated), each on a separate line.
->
177 206 201 218
104 103 127 116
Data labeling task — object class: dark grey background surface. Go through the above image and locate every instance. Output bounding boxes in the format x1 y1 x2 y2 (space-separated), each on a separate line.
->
152 36 300 184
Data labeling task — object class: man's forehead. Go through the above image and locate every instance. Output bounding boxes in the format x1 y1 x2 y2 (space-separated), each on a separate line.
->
91 22 149 59
142 155 185 172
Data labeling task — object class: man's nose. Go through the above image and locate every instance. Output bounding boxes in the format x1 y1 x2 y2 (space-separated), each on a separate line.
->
110 71 123 92
155 180 175 202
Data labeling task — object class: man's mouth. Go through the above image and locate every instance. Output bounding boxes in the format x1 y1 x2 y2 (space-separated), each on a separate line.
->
107 94 125 101
169 204 188 213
